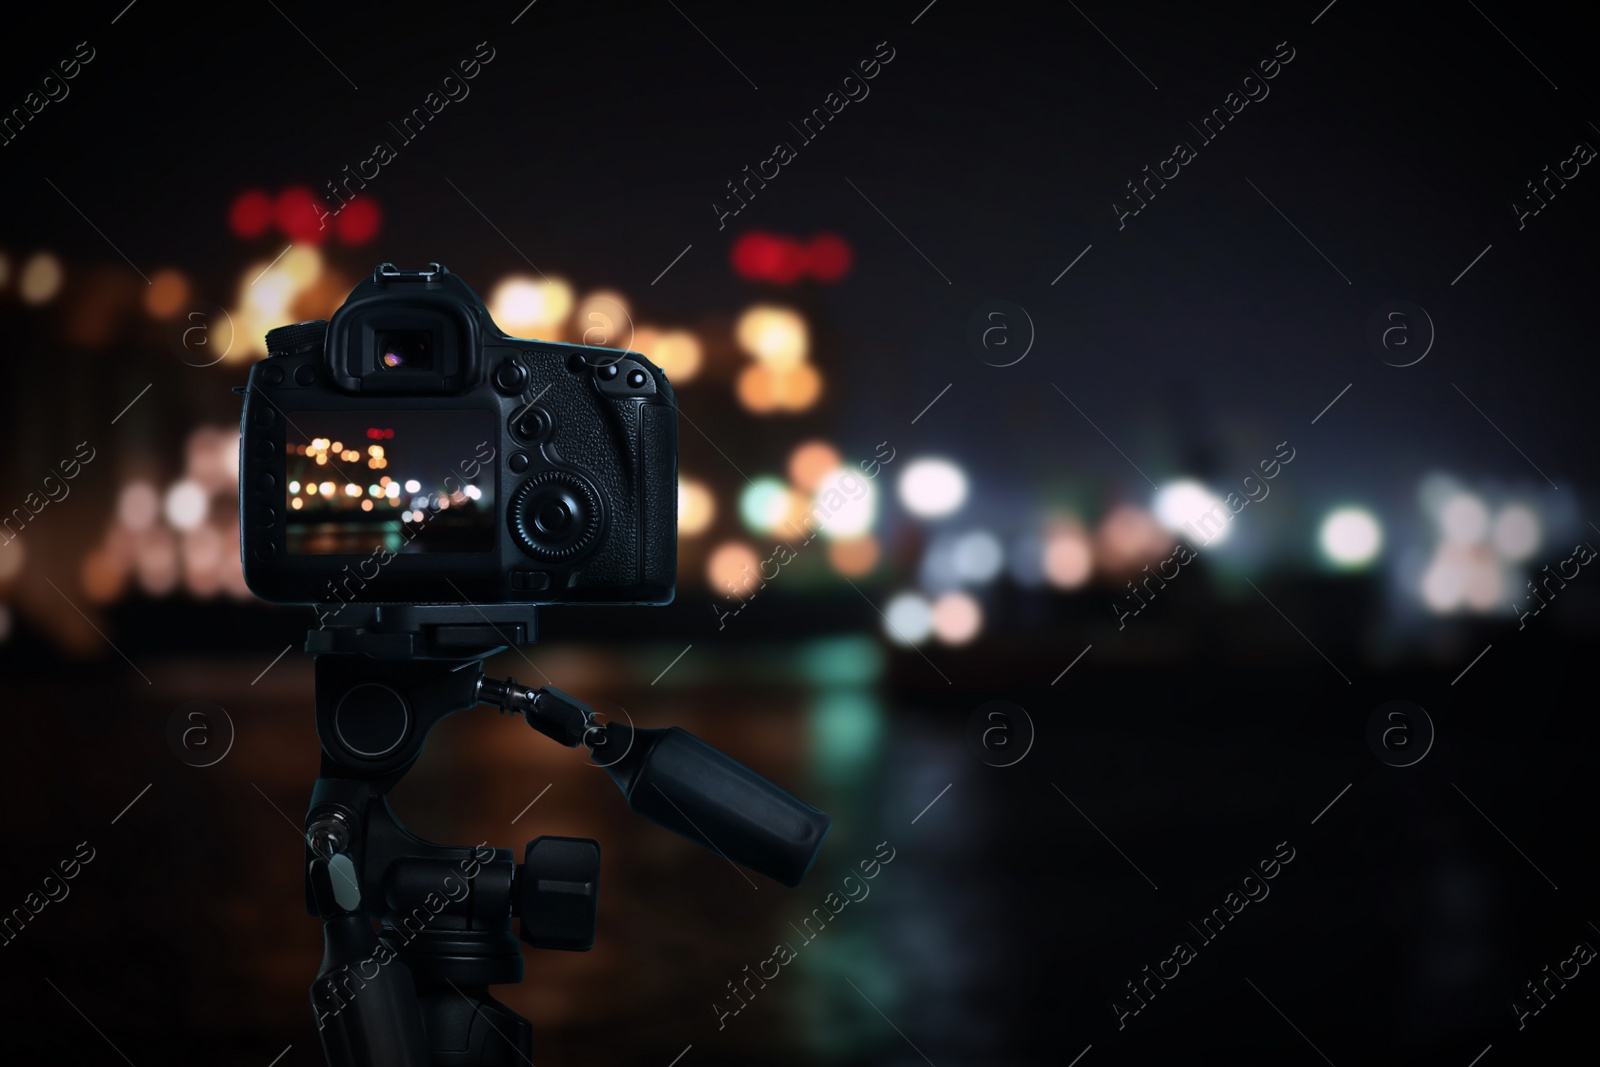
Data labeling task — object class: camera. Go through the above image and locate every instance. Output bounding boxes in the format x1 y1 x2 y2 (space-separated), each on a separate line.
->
239 263 677 607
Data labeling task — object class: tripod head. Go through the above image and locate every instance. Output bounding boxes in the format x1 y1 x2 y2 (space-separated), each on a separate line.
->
302 604 831 1066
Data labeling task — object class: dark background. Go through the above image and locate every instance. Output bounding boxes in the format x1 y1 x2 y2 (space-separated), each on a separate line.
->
1 1 1597 1064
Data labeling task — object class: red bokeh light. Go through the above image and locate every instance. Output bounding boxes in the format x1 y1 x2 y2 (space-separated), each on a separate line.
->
806 233 853 281
732 232 785 280
336 198 382 245
275 186 328 245
731 231 852 284
228 190 274 239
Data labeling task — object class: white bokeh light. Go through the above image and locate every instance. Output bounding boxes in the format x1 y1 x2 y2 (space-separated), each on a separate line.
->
1491 505 1540 561
898 458 968 518
884 593 934 645
1440 494 1489 544
952 531 1004 583
1153 480 1231 544
814 470 877 539
163 481 208 530
1319 507 1383 567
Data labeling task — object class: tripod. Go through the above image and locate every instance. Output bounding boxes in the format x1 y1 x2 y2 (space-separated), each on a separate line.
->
301 604 831 1066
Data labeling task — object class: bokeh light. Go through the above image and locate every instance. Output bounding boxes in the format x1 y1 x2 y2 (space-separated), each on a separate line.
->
491 277 574 336
678 479 715 536
652 330 702 383
1043 522 1093 588
828 536 879 576
898 458 968 518
813 470 877 539
118 483 160 530
735 306 807 369
788 441 842 493
1154 480 1231 544
1319 507 1383 568
931 591 983 644
883 592 934 645
20 252 63 304
228 189 275 238
707 542 761 599
1491 504 1540 561
1097 504 1170 573
952 531 1004 583
164 481 208 531
573 290 632 349
1440 493 1489 544
145 270 189 318
739 478 792 534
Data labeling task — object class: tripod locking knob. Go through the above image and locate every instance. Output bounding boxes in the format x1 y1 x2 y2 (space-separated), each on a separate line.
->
517 836 600 951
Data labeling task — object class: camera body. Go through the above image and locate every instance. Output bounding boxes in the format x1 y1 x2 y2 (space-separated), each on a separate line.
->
239 263 677 608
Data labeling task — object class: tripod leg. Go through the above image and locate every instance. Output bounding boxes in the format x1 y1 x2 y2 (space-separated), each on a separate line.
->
415 985 533 1066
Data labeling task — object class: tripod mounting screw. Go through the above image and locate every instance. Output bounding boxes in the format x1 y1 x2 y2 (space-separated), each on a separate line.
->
517 836 600 951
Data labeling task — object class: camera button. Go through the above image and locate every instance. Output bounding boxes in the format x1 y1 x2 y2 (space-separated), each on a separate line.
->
626 369 647 389
249 405 274 426
294 364 317 386
253 542 277 561
509 452 530 474
260 364 285 386
511 570 550 591
597 363 620 381
256 472 277 492
259 506 278 526
493 359 529 394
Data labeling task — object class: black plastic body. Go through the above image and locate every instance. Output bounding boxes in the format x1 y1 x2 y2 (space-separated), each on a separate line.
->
596 723 831 887
239 263 677 606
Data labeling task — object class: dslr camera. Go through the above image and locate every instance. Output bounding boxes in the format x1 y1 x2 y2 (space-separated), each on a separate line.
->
239 263 677 608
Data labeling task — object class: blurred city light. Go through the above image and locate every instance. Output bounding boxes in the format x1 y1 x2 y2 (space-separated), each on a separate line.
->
1097 504 1169 573
739 477 791 533
228 189 274 238
931 591 983 644
163 481 208 531
490 276 573 335
274 186 327 244
20 252 62 304
334 198 382 244
827 536 879 576
788 441 842 493
883 592 934 645
1420 550 1466 612
678 479 715 536
951 531 1004 584
1440 493 1489 544
145 270 189 318
118 483 160 530
1043 521 1094 588
634 328 702 383
1319 507 1383 568
735 306 807 369
574 290 631 348
1154 480 1231 544
1491 504 1540 561
736 364 780 413
707 542 760 598
0 540 23 583
898 457 968 518
813 470 876 538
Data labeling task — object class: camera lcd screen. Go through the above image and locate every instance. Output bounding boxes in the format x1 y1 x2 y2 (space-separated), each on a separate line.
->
283 410 495 555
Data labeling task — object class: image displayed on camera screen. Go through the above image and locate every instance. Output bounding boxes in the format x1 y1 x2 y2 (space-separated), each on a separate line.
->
283 410 494 555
